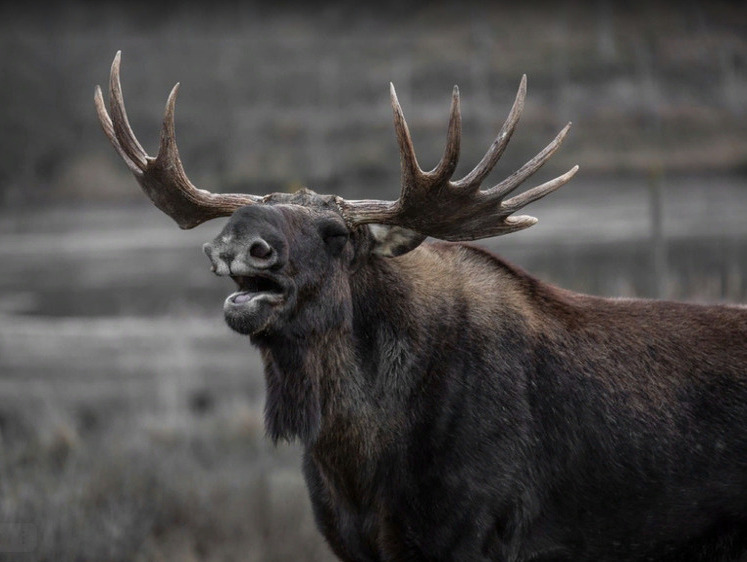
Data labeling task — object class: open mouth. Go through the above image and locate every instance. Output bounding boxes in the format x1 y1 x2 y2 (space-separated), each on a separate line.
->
229 275 286 304
222 273 293 336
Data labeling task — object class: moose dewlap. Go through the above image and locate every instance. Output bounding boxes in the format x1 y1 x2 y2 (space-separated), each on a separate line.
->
96 52 747 561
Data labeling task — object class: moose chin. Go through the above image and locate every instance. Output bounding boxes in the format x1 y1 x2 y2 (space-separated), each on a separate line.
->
96 51 747 562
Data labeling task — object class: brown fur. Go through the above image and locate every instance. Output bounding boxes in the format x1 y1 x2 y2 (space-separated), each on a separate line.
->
202 201 747 561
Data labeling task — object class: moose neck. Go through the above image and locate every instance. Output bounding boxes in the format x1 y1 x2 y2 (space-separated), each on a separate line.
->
256 319 358 446
255 242 535 449
253 250 427 448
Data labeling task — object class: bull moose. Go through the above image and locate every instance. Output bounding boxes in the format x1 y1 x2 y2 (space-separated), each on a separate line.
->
95 52 747 561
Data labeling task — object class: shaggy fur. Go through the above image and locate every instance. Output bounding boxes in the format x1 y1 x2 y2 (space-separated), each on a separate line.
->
203 197 747 562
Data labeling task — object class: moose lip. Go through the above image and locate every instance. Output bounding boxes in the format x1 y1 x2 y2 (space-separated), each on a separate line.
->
229 275 286 305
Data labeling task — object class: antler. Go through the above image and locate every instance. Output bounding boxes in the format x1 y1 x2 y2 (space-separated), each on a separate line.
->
94 51 262 229
336 76 579 241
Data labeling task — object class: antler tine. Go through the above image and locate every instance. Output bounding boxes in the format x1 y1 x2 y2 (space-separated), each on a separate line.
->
107 51 148 170
94 85 143 176
501 165 579 214
452 74 526 192
155 83 194 179
448 213 539 242
390 83 424 191
95 52 262 230
428 85 461 182
486 122 572 201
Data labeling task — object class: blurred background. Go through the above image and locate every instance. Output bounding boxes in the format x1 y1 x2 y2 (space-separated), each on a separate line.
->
0 0 746 559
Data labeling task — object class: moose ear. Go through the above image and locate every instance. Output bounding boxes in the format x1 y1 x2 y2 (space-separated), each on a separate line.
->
368 224 427 258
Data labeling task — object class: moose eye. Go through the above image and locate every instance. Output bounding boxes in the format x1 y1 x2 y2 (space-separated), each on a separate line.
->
319 222 349 255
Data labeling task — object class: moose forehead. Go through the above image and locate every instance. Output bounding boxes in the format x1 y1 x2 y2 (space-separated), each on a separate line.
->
255 188 341 213
217 187 348 238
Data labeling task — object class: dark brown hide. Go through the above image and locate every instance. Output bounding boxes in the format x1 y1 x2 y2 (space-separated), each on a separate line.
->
206 203 747 561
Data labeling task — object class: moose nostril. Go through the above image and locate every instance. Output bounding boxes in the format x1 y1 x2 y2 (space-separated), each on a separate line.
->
249 240 273 260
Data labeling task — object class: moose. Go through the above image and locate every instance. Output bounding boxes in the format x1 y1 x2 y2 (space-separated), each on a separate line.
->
95 52 747 561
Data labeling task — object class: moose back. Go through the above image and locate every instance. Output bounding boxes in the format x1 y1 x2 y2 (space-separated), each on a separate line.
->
96 52 747 561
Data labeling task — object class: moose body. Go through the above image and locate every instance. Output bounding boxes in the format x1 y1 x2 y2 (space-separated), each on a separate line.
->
238 224 747 561
95 52 747 561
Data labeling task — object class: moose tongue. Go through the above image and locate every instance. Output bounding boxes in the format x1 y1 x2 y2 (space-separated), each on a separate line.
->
234 292 255 304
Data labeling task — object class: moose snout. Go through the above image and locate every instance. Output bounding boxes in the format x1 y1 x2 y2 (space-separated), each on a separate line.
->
202 205 292 276
203 231 287 276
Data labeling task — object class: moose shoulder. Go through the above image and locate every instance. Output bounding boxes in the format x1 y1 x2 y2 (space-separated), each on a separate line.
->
96 52 747 561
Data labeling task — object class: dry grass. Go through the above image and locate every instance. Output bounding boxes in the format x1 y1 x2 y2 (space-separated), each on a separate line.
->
0 401 334 562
